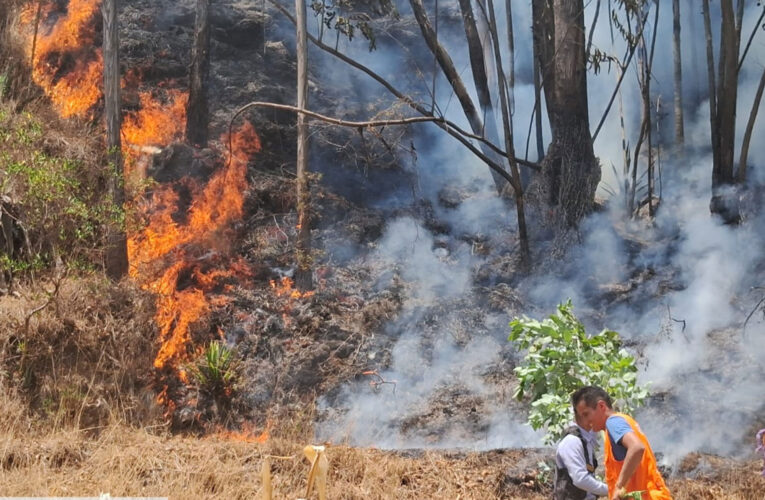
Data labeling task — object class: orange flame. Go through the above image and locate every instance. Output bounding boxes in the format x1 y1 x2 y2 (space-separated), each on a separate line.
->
24 1 263 409
269 277 314 325
122 90 189 149
270 276 315 300
24 0 103 118
216 425 270 444
128 122 261 373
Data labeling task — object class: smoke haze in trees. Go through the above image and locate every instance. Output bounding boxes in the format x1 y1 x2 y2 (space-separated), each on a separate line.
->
277 0 765 458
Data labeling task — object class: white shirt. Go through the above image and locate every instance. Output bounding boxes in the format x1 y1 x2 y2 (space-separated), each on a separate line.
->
555 424 609 499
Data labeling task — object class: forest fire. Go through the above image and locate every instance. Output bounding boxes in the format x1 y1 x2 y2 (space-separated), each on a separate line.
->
270 277 314 325
122 89 189 171
270 276 315 300
22 0 262 404
128 122 260 377
22 0 103 118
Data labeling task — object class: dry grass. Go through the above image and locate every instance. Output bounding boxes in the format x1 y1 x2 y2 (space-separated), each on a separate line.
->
0 277 159 430
1 416 764 499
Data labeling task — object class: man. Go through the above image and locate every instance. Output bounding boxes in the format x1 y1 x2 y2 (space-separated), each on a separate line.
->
553 411 609 499
573 386 672 500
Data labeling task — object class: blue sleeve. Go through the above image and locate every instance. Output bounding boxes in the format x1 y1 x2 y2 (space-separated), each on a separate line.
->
606 415 632 445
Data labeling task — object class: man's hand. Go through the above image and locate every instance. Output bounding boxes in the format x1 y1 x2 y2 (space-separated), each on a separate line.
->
610 486 627 500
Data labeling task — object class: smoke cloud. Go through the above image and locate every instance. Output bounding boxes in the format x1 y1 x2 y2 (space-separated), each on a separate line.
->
304 0 765 460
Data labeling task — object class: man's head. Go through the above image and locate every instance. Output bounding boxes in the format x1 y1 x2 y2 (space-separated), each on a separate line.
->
572 386 612 432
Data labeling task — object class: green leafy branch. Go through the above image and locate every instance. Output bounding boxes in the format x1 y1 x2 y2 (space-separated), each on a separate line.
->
509 300 649 444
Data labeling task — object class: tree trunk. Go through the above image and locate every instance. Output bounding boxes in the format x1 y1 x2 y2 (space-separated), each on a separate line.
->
701 0 719 180
737 66 765 183
102 0 127 280
186 0 211 147
710 0 741 222
532 46 545 162
716 0 738 186
294 0 313 291
538 0 600 225
457 0 502 179
532 0 556 116
506 0 515 115
485 0 529 262
672 0 684 150
409 0 508 194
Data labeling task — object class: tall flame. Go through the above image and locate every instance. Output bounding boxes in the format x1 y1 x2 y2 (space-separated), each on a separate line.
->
23 0 103 118
128 122 260 372
22 0 263 407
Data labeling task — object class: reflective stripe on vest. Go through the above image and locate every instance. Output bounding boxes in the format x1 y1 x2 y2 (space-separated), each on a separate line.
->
603 413 672 500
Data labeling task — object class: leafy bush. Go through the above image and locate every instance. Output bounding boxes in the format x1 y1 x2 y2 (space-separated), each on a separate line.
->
509 300 649 444
0 104 123 275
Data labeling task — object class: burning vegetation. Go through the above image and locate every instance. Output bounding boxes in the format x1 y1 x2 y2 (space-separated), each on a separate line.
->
2 0 765 498
17 0 270 421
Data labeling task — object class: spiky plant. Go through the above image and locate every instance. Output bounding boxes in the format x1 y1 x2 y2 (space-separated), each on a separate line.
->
187 340 240 399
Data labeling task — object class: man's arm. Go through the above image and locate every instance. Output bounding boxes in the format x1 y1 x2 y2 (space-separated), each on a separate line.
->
558 436 609 497
611 431 646 500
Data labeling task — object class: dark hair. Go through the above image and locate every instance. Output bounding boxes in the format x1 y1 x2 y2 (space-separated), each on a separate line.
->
572 386 612 410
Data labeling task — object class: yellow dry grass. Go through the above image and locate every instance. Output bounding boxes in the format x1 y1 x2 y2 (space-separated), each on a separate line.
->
0 275 764 499
1 412 764 500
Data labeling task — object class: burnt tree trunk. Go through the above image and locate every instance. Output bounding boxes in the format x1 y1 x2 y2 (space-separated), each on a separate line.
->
186 0 211 147
702 0 719 179
102 0 127 280
537 0 600 225
738 66 765 183
294 0 313 291
710 0 741 222
716 0 738 185
672 0 684 151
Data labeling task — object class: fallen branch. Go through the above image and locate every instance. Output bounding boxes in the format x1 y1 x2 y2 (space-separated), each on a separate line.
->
666 304 689 343
227 101 540 186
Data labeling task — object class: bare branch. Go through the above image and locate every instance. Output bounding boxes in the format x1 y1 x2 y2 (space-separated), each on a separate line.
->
261 0 540 179
592 11 649 142
738 6 765 72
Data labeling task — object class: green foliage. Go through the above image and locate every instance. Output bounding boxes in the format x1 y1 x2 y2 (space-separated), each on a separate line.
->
310 0 398 51
0 71 8 99
0 106 124 273
509 300 649 445
0 253 44 273
187 341 241 398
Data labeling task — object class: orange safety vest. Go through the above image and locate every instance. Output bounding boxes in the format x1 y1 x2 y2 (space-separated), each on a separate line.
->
603 413 672 500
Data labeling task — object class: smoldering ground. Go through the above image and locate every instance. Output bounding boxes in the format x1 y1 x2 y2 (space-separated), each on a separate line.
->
307 0 765 462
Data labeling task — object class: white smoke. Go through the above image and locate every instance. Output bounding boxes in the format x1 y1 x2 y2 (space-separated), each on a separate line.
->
303 0 765 459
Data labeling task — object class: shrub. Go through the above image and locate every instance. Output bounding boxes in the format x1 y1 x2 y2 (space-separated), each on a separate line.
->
509 300 649 444
187 340 240 399
0 103 123 276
